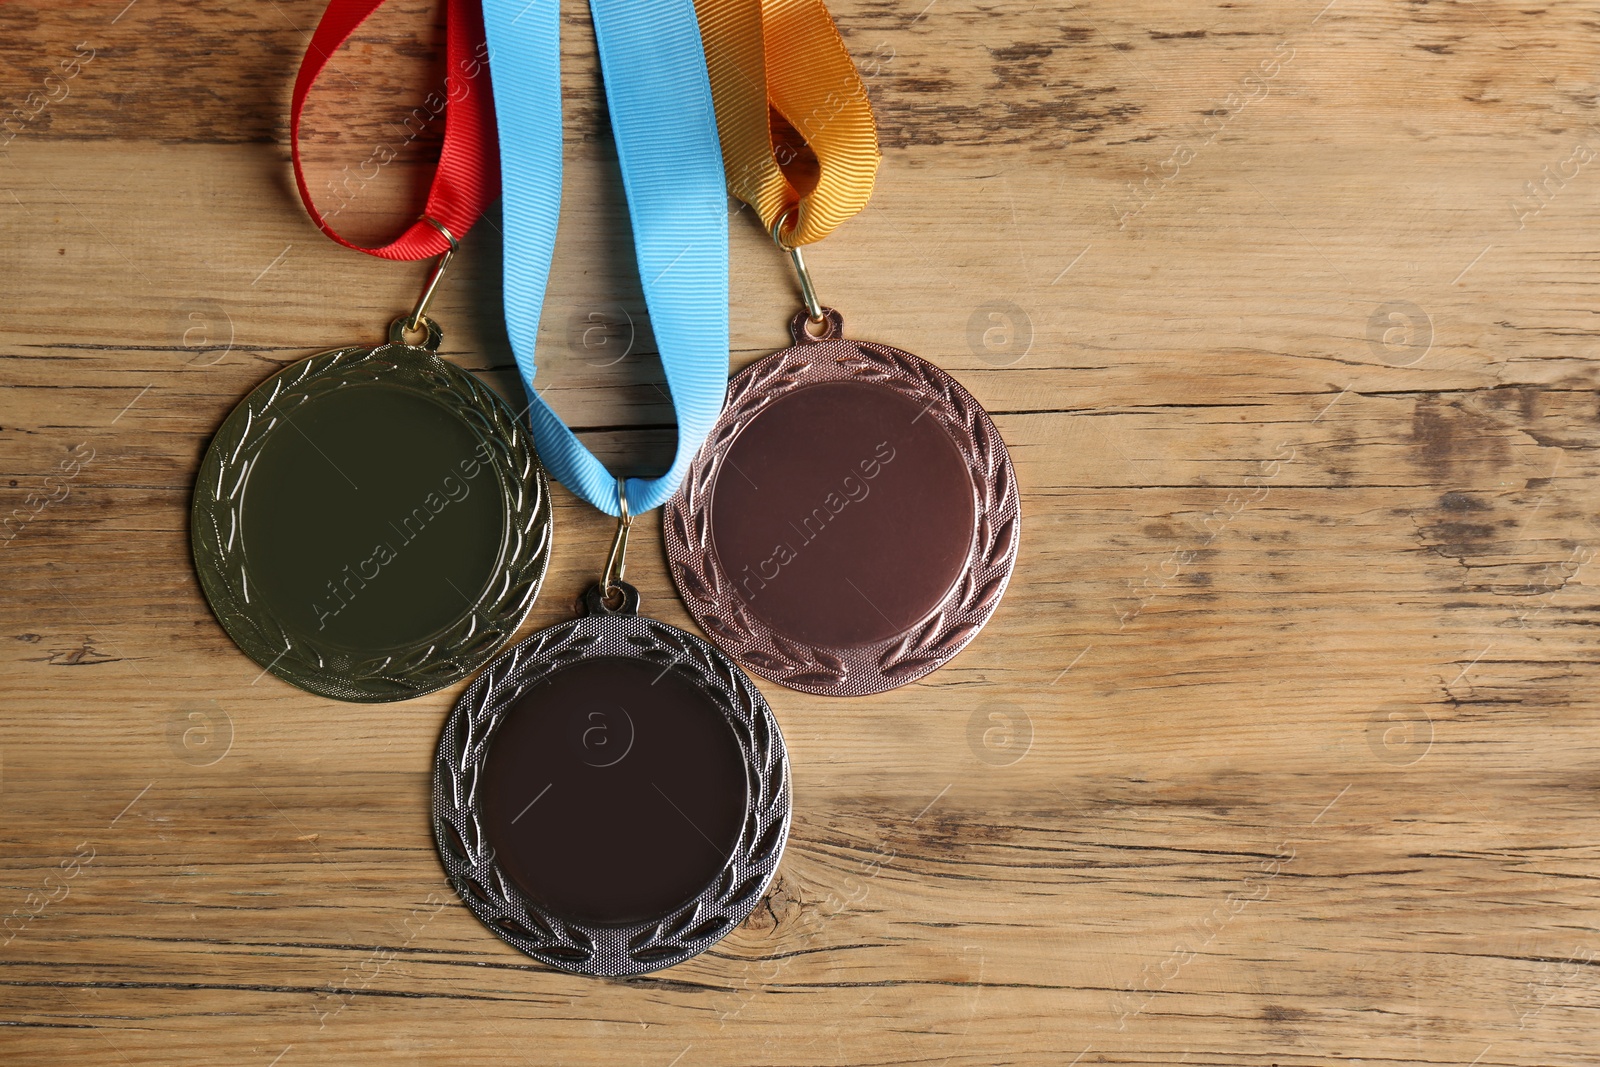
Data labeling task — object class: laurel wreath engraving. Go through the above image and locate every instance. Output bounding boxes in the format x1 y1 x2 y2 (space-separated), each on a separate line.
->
663 337 1020 696
431 610 791 976
191 341 551 702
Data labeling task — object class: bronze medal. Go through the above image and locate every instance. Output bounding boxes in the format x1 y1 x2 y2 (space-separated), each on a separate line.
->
432 580 790 976
664 309 1019 696
191 317 552 702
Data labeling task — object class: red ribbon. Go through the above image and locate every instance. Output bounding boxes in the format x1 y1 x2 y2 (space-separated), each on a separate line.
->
290 0 498 260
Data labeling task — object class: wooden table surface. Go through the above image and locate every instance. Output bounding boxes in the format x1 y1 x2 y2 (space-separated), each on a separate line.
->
5 1 1600 1064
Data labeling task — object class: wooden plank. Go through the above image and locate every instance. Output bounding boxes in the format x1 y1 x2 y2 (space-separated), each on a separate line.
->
4 1 1600 1065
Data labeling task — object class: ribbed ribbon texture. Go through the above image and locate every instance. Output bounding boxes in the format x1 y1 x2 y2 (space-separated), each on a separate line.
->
691 0 879 246
483 0 730 516
291 0 499 259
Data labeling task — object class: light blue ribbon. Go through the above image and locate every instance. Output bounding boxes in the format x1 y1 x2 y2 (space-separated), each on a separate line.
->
482 0 728 516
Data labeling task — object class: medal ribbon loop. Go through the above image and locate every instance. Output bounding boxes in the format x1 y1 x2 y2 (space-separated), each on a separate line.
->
692 0 880 247
291 0 500 260
483 0 730 517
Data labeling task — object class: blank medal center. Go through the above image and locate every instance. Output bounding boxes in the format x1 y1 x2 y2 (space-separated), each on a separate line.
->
240 383 506 652
710 379 975 647
480 656 748 927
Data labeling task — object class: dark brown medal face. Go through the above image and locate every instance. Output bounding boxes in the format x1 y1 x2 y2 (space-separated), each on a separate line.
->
191 335 551 702
665 309 1020 696
480 655 748 926
432 585 791 977
708 379 974 647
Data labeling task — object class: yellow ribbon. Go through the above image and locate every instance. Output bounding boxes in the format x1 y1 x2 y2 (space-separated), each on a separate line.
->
692 0 880 247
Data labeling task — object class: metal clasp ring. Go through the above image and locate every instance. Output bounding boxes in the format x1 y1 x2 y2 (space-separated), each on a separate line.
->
405 216 460 333
602 479 633 600
771 209 825 324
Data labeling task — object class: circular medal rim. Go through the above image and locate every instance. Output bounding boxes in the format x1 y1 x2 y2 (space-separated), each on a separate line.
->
190 340 553 704
430 602 792 977
662 336 1021 696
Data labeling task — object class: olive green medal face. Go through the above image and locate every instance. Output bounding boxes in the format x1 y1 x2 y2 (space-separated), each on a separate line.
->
191 319 552 702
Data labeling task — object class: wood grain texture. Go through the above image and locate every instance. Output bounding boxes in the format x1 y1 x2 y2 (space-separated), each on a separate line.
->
4 1 1600 1064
